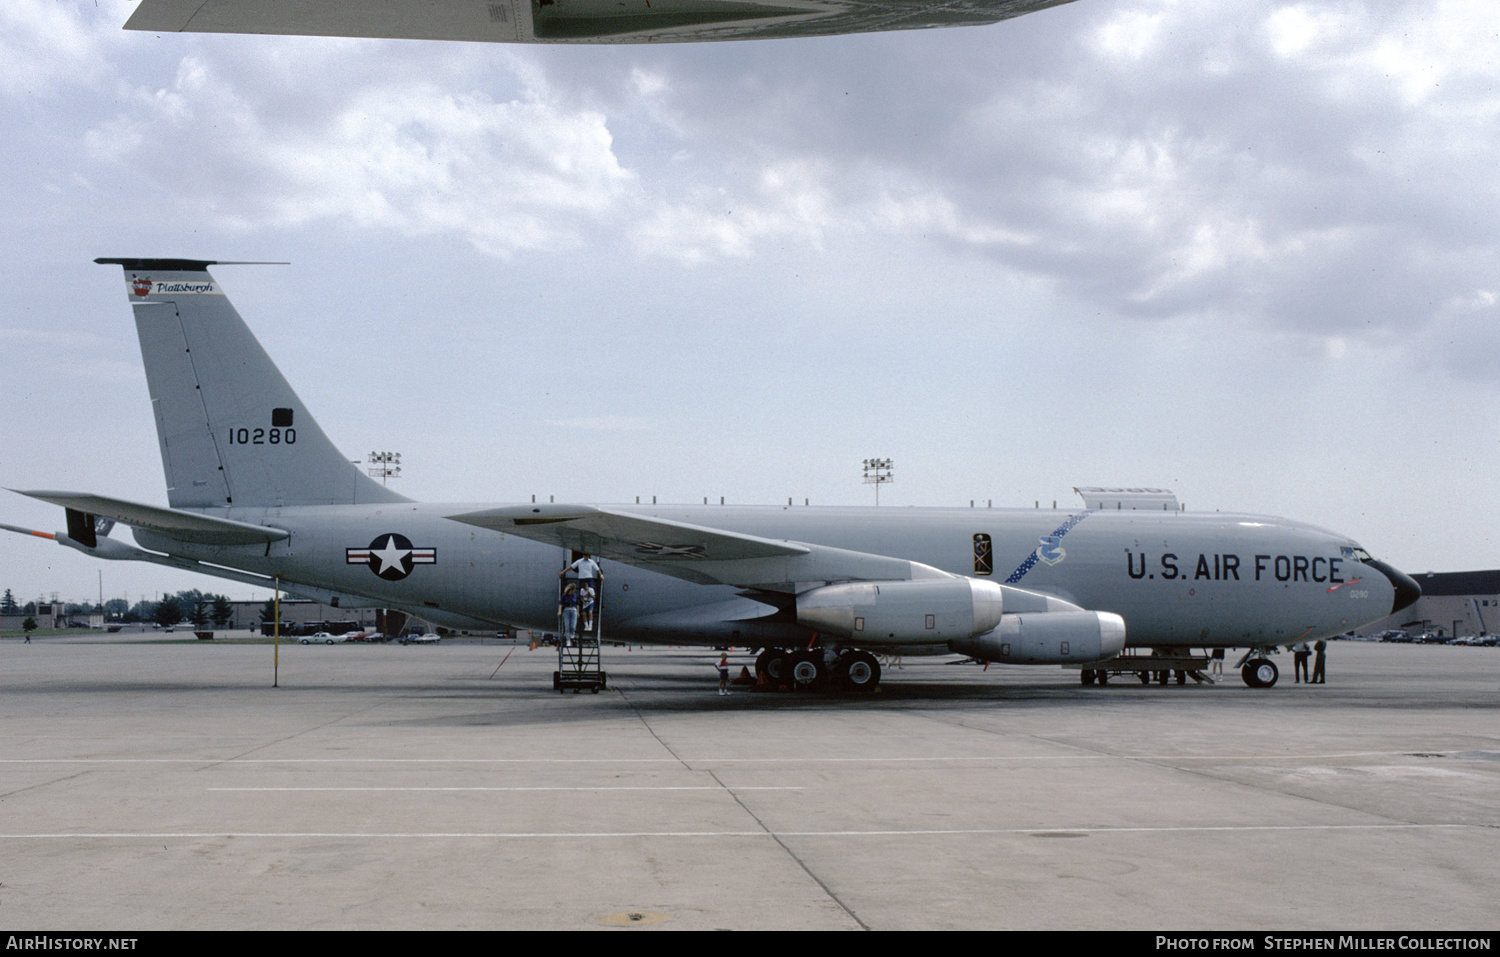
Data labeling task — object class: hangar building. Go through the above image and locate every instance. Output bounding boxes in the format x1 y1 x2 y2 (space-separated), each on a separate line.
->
1355 569 1500 638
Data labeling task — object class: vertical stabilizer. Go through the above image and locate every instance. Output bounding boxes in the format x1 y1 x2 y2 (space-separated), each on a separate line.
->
96 259 409 509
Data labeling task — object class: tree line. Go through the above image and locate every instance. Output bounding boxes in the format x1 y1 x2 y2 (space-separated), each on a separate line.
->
3 588 236 628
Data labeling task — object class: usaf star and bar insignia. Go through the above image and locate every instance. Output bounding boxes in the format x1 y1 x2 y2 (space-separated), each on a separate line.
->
347 533 437 581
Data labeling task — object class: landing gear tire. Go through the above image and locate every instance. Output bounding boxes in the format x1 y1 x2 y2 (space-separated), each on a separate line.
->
789 651 827 691
840 651 881 692
756 649 788 684
1081 669 1096 686
1242 658 1279 688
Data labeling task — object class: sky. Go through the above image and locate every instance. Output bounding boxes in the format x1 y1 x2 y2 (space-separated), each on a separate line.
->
1 0 1497 609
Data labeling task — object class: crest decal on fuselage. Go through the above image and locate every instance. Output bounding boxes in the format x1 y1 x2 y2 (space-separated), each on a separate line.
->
1036 534 1066 566
1004 512 1092 584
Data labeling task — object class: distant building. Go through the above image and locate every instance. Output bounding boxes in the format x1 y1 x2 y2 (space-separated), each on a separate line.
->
3 597 478 637
227 600 460 637
227 599 379 634
1355 569 1500 637
1 604 101 630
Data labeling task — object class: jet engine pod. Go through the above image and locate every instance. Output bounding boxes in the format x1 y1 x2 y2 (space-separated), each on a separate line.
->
796 578 1004 645
950 611 1127 664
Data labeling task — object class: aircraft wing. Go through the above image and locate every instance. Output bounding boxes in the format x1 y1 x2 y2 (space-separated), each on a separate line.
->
122 0 1075 44
13 490 289 546
447 504 950 589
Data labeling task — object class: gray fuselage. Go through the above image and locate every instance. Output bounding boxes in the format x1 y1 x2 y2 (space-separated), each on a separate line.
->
135 502 1398 651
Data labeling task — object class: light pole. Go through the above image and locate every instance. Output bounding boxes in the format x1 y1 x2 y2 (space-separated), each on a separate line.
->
367 451 402 486
862 458 894 506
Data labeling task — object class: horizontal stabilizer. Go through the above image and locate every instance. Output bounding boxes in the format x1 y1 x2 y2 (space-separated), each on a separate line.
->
13 490 289 545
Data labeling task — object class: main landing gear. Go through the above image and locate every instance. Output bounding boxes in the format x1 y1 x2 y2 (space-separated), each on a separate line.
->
755 648 882 692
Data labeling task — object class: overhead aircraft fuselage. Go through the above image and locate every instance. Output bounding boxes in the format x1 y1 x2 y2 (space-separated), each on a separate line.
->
121 0 1079 45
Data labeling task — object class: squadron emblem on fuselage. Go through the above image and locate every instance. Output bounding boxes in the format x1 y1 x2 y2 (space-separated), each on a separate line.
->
1036 535 1066 566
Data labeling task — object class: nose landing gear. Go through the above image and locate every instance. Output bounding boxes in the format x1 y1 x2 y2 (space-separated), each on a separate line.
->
1241 657 1279 688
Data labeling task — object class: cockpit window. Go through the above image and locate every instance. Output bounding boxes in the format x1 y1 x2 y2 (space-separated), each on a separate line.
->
1341 546 1374 563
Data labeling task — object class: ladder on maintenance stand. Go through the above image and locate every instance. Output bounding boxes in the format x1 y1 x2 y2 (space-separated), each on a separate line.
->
554 554 607 693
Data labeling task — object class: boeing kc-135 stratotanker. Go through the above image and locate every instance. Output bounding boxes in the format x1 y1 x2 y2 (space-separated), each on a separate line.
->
4 260 1420 691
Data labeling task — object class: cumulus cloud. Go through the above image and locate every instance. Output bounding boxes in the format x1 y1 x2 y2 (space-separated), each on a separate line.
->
251 84 640 254
576 0 1498 371
926 3 1498 336
632 158 837 262
0 0 119 97
49 0 1494 368
80 52 640 255
18 0 1500 370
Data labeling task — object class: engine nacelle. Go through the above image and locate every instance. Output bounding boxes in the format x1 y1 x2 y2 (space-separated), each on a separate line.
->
949 611 1127 664
797 578 1004 645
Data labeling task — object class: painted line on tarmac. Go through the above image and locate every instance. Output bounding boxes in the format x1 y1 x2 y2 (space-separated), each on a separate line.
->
0 751 1476 764
207 786 804 791
0 823 1489 840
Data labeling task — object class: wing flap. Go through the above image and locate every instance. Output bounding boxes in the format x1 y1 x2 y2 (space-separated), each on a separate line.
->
14 490 289 545
447 503 949 589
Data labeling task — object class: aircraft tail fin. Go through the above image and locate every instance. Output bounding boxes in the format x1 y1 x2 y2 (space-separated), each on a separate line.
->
96 259 409 509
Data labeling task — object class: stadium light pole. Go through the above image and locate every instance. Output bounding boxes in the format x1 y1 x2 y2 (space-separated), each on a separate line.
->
367 451 402 486
862 458 894 506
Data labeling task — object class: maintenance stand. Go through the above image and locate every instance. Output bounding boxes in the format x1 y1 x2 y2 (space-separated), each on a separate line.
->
554 555 607 693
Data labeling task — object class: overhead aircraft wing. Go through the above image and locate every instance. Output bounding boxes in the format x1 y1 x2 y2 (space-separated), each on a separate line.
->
13 490 289 546
122 0 1075 44
448 504 950 589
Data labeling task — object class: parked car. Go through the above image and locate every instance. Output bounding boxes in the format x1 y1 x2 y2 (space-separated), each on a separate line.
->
400 633 442 645
299 632 348 645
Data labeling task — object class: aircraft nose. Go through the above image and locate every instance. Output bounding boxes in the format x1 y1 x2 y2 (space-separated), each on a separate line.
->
1366 558 1421 614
